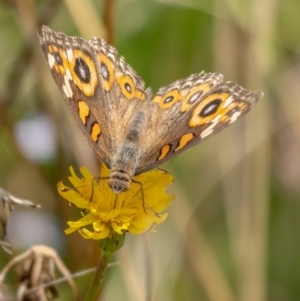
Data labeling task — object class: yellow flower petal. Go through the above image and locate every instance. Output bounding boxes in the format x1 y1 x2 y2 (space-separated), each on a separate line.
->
80 227 110 240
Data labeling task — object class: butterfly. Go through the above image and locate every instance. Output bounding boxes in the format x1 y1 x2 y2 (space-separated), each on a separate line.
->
38 26 263 193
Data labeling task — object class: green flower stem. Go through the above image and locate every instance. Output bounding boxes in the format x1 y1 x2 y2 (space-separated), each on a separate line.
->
84 248 112 301
84 234 125 301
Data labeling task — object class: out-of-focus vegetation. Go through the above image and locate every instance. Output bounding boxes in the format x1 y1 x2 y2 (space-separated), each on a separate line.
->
0 0 299 300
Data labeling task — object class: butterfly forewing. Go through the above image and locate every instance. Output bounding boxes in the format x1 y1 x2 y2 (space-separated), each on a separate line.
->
38 26 114 167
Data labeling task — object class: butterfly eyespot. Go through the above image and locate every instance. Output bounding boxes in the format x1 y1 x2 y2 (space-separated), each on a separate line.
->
164 96 174 103
181 83 212 112
154 89 181 109
189 93 229 127
188 91 201 104
74 57 91 83
200 99 222 117
125 82 132 93
101 63 109 80
117 75 137 99
98 52 115 91
68 50 98 97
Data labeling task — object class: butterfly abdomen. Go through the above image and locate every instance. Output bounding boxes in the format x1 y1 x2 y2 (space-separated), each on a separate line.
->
109 110 147 193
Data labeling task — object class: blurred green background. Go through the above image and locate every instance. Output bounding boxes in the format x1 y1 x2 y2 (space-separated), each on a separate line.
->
0 0 300 300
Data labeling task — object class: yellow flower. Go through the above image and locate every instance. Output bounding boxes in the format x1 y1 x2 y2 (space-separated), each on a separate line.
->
57 163 174 240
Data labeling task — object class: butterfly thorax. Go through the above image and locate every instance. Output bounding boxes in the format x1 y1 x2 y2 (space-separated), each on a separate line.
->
109 110 147 193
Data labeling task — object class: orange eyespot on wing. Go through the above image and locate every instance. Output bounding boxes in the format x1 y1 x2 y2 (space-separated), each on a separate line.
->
68 50 98 97
181 83 212 112
98 52 115 91
117 75 146 100
189 92 229 127
153 89 182 109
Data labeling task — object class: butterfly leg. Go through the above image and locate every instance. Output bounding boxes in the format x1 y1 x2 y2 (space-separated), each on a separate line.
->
90 175 112 202
131 179 147 213
89 176 99 202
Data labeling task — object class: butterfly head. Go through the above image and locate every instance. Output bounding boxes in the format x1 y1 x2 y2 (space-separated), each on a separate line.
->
109 171 131 194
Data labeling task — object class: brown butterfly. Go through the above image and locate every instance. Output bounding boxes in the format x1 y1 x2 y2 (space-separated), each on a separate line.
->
38 26 263 193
